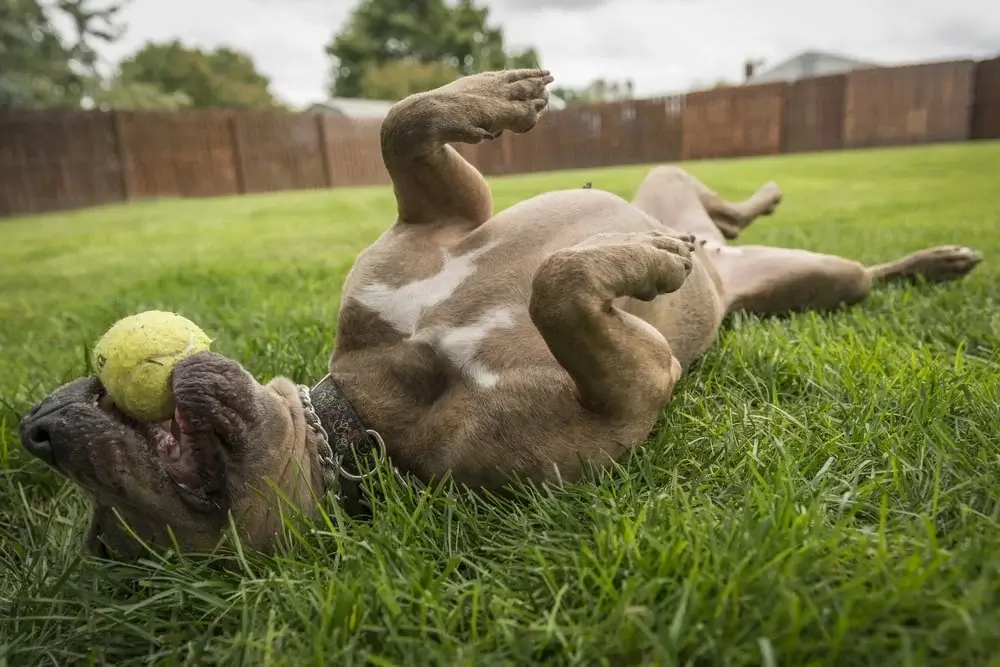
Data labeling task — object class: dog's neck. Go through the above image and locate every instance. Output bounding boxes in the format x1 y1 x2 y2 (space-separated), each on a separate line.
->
300 374 381 516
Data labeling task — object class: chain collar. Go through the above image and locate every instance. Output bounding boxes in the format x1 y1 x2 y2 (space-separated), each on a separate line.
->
297 374 388 509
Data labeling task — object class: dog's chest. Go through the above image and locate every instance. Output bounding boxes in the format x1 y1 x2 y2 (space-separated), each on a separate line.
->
349 242 524 388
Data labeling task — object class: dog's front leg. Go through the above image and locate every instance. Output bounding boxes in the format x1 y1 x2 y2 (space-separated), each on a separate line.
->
528 231 696 419
380 69 553 227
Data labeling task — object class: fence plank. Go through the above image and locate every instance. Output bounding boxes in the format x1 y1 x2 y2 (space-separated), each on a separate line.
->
971 57 1000 140
316 114 333 187
110 111 135 199
229 114 246 194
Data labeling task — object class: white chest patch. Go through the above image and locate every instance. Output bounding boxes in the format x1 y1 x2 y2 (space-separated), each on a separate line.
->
353 243 494 334
412 307 518 389
352 243 516 389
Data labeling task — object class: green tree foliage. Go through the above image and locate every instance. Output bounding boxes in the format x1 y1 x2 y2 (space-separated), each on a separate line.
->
0 0 125 108
325 0 541 99
551 78 636 106
358 59 460 100
83 74 193 110
117 40 281 109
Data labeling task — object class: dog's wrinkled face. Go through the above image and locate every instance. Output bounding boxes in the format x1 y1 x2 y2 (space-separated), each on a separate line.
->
18 351 321 560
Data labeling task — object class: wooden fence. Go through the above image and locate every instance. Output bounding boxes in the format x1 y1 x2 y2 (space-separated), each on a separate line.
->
2 55 998 218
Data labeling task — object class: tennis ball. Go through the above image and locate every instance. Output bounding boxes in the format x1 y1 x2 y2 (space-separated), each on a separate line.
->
92 311 212 422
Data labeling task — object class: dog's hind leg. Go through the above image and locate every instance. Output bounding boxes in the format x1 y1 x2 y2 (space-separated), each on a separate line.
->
711 244 983 316
380 69 553 228
529 230 697 418
631 166 783 242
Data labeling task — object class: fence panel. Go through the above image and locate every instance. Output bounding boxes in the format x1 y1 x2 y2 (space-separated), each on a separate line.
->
237 112 327 193
682 83 787 160
0 110 124 217
469 96 683 177
634 96 685 163
489 111 557 175
971 57 1000 140
118 111 238 199
598 101 644 167
844 59 976 148
470 109 570 176
783 74 846 153
2 56 999 220
321 117 388 187
544 102 628 172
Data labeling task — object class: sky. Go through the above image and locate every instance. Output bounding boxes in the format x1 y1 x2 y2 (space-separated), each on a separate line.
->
87 0 998 108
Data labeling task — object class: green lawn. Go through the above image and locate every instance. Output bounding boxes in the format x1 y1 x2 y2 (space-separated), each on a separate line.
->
1 141 999 666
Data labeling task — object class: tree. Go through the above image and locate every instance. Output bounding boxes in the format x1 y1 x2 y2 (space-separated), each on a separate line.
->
0 0 126 108
359 59 461 100
551 77 636 106
117 40 281 109
325 0 541 99
83 75 193 110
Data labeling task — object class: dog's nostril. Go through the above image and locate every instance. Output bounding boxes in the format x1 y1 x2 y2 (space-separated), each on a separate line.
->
21 423 54 462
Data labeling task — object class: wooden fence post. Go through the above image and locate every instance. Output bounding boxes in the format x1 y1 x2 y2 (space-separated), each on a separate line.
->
110 111 134 200
228 112 247 194
315 114 333 187
779 83 792 154
971 57 1000 140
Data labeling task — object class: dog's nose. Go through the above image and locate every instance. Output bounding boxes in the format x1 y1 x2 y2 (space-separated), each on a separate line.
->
18 376 103 468
19 410 55 465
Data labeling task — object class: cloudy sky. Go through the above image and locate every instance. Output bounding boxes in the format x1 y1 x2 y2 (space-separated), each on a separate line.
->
89 0 997 108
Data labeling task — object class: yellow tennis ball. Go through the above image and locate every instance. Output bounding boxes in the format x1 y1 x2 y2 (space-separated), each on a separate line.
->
92 310 212 422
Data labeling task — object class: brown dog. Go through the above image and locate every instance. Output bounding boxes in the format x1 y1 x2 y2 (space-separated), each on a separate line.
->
19 69 982 560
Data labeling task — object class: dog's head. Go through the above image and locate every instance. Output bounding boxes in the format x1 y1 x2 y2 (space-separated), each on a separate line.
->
18 351 327 560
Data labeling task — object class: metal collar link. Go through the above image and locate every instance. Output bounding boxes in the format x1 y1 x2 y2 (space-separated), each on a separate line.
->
297 379 387 489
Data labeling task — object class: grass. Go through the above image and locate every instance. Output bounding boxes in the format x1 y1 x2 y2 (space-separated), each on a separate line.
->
1 140 999 666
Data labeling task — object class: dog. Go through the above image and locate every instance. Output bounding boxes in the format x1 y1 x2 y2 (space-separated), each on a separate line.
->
19 69 983 560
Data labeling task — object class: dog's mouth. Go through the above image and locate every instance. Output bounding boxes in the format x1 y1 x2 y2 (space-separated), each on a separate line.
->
93 384 228 509
97 393 185 468
20 351 251 515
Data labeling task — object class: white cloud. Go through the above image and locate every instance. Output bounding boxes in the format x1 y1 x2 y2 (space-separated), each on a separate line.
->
89 0 999 108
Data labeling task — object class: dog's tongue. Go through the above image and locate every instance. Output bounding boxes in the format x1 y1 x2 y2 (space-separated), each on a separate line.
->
170 411 182 444
161 406 226 496
155 409 188 463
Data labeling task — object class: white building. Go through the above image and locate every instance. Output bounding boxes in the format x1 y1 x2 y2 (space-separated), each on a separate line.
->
747 50 879 84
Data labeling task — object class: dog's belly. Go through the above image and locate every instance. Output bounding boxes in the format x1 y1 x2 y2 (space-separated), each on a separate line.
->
344 189 722 389
472 189 725 368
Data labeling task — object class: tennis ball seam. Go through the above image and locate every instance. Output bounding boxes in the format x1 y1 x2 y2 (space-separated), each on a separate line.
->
119 328 201 394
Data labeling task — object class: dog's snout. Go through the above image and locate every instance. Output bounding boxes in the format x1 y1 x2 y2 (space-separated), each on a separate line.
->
18 378 100 467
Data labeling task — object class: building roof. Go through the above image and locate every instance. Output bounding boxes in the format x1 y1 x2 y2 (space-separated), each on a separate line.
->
748 50 879 84
306 98 396 120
